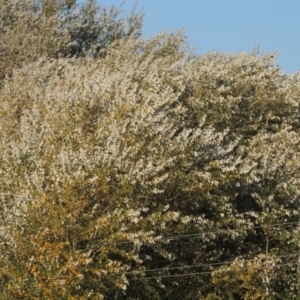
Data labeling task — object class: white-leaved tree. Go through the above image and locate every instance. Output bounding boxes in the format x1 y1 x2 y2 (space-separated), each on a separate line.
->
0 1 300 299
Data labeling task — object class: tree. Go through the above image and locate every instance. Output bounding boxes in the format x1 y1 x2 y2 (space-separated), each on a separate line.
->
0 0 143 85
0 1 300 299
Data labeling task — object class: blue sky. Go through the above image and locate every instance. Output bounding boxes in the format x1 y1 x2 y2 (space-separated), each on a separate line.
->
98 0 300 74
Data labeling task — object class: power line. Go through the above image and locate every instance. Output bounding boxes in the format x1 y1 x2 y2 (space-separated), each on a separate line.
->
129 261 300 281
7 220 300 256
122 253 300 276
122 261 231 275
130 271 213 280
4 253 300 286
119 220 300 245
6 258 300 288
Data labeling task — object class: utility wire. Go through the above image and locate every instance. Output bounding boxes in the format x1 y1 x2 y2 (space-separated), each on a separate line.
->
4 252 300 286
119 220 300 245
122 253 300 276
6 260 300 289
7 220 300 256
130 261 300 281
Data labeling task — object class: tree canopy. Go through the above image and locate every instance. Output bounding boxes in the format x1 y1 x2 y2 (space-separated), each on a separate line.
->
0 1 300 299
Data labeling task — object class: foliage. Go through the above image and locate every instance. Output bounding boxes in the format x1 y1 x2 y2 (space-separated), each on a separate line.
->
0 1 300 299
0 0 143 84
